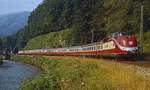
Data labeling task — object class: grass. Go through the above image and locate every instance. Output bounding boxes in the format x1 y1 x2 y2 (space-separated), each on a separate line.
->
24 29 73 50
11 55 150 90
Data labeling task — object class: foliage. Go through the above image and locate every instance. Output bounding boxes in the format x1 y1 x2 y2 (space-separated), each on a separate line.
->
11 55 150 90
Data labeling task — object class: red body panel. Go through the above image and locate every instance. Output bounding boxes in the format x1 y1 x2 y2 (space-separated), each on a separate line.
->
115 36 137 47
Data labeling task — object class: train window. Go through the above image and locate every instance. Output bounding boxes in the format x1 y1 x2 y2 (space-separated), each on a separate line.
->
104 44 108 48
112 32 128 37
93 46 95 50
82 48 84 51
113 44 115 47
97 45 102 50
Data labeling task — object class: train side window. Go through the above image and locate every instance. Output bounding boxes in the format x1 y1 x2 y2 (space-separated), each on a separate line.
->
113 44 115 47
93 46 95 50
98 45 102 50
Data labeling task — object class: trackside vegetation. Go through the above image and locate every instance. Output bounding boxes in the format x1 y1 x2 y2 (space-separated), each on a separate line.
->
11 55 150 90
135 31 150 53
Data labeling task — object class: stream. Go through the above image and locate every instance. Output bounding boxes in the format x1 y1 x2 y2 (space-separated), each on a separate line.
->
0 60 39 90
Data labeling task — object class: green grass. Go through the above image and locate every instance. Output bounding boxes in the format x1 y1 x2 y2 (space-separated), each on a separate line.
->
11 55 150 90
24 29 73 50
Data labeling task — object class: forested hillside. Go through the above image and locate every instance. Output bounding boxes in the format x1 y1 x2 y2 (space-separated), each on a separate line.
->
3 0 150 52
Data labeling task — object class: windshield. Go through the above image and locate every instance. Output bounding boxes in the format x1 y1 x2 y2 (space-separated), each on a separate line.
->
112 32 129 37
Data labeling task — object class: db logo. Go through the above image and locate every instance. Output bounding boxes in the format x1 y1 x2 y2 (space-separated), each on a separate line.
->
129 41 133 45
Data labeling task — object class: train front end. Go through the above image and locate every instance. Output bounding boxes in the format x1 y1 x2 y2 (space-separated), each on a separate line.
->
112 32 139 55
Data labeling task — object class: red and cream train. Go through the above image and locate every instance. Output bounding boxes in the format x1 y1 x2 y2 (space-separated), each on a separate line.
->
18 32 139 56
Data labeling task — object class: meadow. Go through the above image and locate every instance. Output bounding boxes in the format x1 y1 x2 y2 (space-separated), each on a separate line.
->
11 55 150 90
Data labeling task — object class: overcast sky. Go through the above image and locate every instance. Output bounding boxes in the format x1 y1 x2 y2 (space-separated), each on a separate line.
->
0 0 43 15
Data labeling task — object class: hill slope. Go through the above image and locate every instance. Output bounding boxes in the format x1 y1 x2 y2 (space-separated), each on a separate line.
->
0 12 30 36
24 29 73 50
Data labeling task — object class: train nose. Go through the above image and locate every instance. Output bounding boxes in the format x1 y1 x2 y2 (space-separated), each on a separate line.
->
117 36 137 47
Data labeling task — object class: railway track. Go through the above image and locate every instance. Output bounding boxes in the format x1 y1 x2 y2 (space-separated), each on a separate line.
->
119 60 150 68
95 54 150 68
118 55 150 68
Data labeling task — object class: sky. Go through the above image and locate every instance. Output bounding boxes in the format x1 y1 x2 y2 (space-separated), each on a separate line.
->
0 0 43 15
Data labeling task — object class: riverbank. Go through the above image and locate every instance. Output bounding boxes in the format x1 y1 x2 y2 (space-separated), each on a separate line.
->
11 55 150 90
0 60 39 90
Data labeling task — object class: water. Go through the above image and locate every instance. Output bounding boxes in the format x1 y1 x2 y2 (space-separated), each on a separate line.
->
0 60 39 90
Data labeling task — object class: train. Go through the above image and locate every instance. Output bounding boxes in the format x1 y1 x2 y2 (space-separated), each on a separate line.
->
18 32 139 57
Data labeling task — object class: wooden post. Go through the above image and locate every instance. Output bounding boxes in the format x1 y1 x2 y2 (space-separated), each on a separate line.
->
91 30 94 43
140 5 144 54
